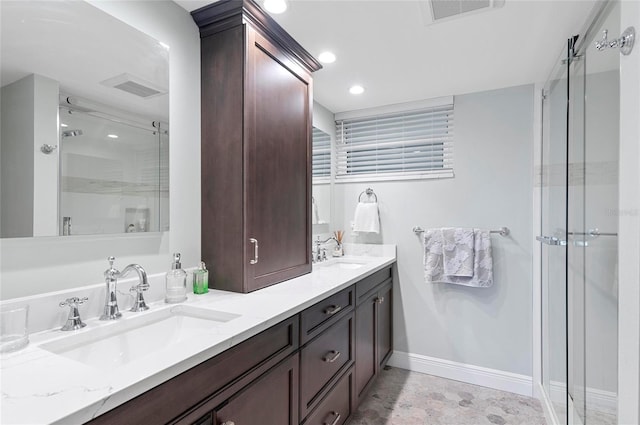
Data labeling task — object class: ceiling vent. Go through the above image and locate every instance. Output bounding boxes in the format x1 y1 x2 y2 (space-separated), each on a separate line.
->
100 73 167 99
421 0 505 25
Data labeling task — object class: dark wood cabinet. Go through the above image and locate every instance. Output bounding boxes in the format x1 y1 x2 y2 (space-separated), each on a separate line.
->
302 367 354 425
214 353 299 425
377 281 393 368
300 312 354 418
355 290 377 401
355 275 393 405
193 0 322 293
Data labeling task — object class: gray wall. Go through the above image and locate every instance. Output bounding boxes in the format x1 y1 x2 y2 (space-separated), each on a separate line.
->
335 84 534 375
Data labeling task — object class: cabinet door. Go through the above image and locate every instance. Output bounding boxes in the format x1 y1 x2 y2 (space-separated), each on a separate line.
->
244 27 312 292
214 353 299 425
355 291 376 403
376 281 393 368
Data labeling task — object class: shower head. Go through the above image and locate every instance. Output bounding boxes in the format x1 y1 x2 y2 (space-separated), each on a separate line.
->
61 129 83 138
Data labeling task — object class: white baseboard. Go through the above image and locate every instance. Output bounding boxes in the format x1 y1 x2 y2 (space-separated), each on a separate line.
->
549 381 617 416
388 351 533 397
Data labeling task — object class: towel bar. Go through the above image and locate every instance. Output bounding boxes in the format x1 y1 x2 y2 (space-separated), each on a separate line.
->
358 188 378 203
412 226 510 237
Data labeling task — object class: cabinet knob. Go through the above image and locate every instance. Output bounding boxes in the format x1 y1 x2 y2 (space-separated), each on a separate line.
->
323 411 341 425
323 350 341 363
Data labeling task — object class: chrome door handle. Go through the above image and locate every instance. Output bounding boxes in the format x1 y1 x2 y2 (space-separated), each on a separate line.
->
536 235 567 246
249 238 259 264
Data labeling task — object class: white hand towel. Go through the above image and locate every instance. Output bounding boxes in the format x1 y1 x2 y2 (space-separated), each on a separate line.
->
441 228 475 277
312 198 319 225
423 228 493 288
353 202 380 233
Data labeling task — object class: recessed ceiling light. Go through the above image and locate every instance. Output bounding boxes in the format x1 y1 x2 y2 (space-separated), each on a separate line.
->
349 85 365 95
318 51 336 64
60 123 68 128
263 0 287 14
107 134 119 139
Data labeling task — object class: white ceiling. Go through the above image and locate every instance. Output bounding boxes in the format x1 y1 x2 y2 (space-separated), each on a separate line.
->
176 0 598 113
1 1 169 121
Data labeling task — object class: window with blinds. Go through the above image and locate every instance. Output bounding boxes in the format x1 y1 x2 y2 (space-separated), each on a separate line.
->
312 127 331 182
335 102 454 181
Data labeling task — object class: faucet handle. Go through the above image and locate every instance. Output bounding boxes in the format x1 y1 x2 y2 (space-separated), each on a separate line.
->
59 297 88 331
59 296 88 308
105 256 119 279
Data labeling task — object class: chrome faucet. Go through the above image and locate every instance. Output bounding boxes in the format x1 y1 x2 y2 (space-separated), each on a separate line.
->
313 236 340 263
100 256 150 320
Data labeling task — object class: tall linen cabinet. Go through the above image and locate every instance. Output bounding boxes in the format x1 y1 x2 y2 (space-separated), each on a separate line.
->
192 0 322 293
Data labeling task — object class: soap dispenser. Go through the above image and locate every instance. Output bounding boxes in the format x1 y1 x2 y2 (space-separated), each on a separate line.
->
193 261 209 295
165 253 187 303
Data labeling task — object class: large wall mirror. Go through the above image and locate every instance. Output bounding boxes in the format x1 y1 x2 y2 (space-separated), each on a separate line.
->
312 126 331 234
1 1 169 239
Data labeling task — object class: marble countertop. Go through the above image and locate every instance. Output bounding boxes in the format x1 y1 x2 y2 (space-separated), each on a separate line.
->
1 248 395 425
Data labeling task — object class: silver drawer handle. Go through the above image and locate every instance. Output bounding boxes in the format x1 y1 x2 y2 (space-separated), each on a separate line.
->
375 296 384 304
323 350 341 363
324 411 341 425
536 235 567 246
249 238 259 264
323 305 342 316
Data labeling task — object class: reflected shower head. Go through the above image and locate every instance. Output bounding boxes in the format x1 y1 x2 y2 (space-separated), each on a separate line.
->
61 129 83 138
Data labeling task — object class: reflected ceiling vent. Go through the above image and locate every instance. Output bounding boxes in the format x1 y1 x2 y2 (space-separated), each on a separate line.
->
421 0 505 25
100 73 167 99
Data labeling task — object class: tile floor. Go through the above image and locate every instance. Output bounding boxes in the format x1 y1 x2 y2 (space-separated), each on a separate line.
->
347 367 547 425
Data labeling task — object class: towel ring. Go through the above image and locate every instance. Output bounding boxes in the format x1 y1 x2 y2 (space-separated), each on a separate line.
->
358 188 378 203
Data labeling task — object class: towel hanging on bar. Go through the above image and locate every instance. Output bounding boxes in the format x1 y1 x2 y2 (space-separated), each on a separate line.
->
423 228 493 287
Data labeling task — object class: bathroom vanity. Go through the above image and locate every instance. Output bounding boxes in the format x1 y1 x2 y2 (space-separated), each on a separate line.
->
0 249 395 424
88 263 393 425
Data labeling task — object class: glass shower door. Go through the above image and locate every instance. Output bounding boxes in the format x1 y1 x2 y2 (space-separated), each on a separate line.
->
541 43 570 425
542 2 620 424
569 2 620 423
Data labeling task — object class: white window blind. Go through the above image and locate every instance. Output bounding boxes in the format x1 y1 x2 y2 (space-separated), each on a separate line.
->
312 127 331 181
335 102 454 182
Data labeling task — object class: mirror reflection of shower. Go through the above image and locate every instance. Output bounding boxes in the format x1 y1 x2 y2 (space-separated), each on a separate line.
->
58 98 169 236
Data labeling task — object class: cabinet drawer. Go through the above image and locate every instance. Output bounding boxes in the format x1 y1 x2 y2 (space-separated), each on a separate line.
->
301 286 353 344
91 316 298 425
300 313 353 417
302 368 353 425
355 267 392 305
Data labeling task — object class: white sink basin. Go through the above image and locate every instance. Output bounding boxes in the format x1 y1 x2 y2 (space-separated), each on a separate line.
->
314 258 370 270
41 305 240 370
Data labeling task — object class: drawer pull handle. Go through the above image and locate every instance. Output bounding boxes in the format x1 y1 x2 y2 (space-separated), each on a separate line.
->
249 238 259 264
323 305 342 315
323 411 341 425
375 296 385 304
222 422 235 425
323 350 341 363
